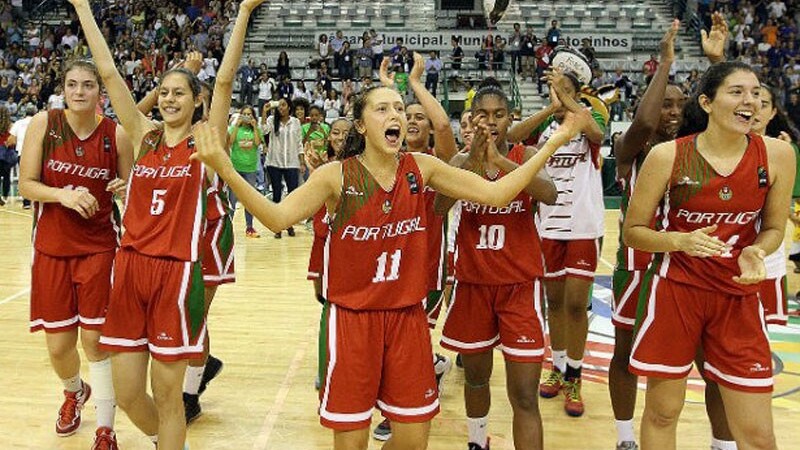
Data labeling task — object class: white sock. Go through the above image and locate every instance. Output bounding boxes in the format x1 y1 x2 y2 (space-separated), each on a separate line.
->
62 374 82 392
89 359 116 429
711 437 738 450
566 356 583 370
467 416 489 447
552 350 567 373
615 419 636 443
184 365 205 395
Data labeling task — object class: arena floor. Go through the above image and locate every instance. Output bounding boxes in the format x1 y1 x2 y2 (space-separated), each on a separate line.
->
1 203 799 450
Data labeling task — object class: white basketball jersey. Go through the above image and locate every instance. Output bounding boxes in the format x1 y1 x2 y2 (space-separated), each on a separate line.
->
764 245 787 279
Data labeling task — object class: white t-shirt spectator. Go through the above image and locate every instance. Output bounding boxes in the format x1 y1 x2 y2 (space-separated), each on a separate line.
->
769 1 787 19
61 33 79 49
48 94 65 110
10 115 34 154
175 13 188 29
203 58 218 79
258 78 276 101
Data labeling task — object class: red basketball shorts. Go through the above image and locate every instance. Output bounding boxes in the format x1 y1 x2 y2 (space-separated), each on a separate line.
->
759 276 788 325
100 248 207 362
611 269 646 330
30 249 115 333
318 303 439 431
440 280 545 363
202 216 235 287
541 238 599 281
630 275 773 393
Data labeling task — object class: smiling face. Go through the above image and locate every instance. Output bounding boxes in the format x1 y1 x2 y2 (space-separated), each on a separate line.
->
751 86 777 135
700 69 761 136
63 66 100 113
357 87 406 154
405 104 432 151
460 110 474 148
157 72 200 127
328 119 352 156
658 85 686 139
472 94 510 145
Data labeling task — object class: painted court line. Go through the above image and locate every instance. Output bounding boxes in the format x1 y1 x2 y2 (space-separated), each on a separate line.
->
0 208 32 218
0 288 30 306
252 328 315 450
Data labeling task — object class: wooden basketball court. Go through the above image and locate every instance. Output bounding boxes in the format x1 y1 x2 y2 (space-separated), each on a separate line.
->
1 204 799 449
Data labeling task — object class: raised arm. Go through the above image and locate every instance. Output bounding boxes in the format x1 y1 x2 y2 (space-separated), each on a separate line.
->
191 123 337 231
408 52 457 162
137 51 204 115
507 85 561 143
209 0 266 142
616 20 679 175
68 0 150 143
701 11 729 64
549 70 605 144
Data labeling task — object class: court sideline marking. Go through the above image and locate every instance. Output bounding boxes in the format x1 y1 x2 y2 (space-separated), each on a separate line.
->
0 208 32 218
252 326 316 450
0 288 30 306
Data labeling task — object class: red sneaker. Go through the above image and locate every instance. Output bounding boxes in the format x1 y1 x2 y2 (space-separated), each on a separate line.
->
538 368 563 398
56 381 91 436
563 377 584 417
92 427 119 450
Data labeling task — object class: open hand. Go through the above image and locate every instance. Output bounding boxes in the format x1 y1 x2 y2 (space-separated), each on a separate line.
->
701 11 728 63
190 123 233 173
379 57 395 88
673 224 726 257
733 245 766 284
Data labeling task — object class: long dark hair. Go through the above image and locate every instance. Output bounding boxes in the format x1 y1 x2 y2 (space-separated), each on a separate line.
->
272 98 293 135
340 86 381 159
159 68 204 124
472 77 509 112
761 83 799 140
677 61 756 138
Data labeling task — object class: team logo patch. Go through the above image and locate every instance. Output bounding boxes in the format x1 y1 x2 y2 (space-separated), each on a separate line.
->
75 146 84 157
719 186 733 201
162 151 172 162
758 166 768 188
382 200 392 214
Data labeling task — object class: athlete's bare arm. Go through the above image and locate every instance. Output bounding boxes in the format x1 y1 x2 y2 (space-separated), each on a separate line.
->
753 137 796 255
68 0 152 145
192 123 338 232
623 141 726 257
209 0 265 146
550 71 606 145
506 89 560 144
18 112 100 218
418 113 582 208
407 52 458 162
616 20 678 178
701 12 729 64
104 125 135 202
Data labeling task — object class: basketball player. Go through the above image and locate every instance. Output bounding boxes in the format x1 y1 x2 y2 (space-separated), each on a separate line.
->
372 53 459 442
751 83 794 327
67 1 264 449
189 84 585 450
508 68 608 417
19 59 133 450
624 61 794 450
135 53 233 424
436 79 557 450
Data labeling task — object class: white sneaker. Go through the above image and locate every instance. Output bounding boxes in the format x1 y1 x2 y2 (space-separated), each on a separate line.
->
434 353 452 395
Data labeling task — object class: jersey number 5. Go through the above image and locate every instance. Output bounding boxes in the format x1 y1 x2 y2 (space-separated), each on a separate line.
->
150 189 167 215
373 249 402 283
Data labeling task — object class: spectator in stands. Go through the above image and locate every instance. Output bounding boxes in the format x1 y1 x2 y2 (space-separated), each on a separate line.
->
425 51 442 97
357 37 374 80
546 20 561 47
292 97 310 124
323 89 340 124
47 85 64 110
762 18 779 47
769 0 788 19
238 58 257 105
369 28 384 70
277 74 294 100
788 92 800 127
311 81 326 108
257 71 276 113
0 105 13 206
317 61 333 93
276 51 291 80
7 103 35 208
580 38 598 70
262 97 302 238
316 33 332 69
508 22 522 75
228 105 265 238
293 80 312 103
534 37 552 93
330 30 345 75
642 53 659 82
390 37 404 56
337 40 354 81
492 35 506 71
60 27 79 49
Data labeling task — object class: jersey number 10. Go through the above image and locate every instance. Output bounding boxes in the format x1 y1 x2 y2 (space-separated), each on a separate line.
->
476 224 506 250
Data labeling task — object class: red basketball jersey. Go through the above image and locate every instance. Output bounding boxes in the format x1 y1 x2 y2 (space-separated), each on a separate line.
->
34 110 120 257
205 174 230 222
653 133 769 295
323 153 429 310
423 147 446 292
121 130 206 261
454 144 544 284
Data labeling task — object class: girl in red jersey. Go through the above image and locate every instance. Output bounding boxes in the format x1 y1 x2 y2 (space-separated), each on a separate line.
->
67 1 264 449
18 59 133 449
624 62 795 450
191 82 584 450
435 78 557 450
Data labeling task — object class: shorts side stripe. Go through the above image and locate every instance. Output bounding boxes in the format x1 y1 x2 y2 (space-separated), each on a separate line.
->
30 316 79 330
440 334 500 350
78 315 106 326
377 398 440 417
704 362 773 388
99 336 148 347
498 345 545 357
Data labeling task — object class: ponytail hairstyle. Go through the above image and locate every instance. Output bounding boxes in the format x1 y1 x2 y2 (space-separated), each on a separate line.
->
761 83 800 141
340 86 380 159
677 61 756 138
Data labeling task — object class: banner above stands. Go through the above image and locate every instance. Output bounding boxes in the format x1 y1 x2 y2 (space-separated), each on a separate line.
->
321 30 633 54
